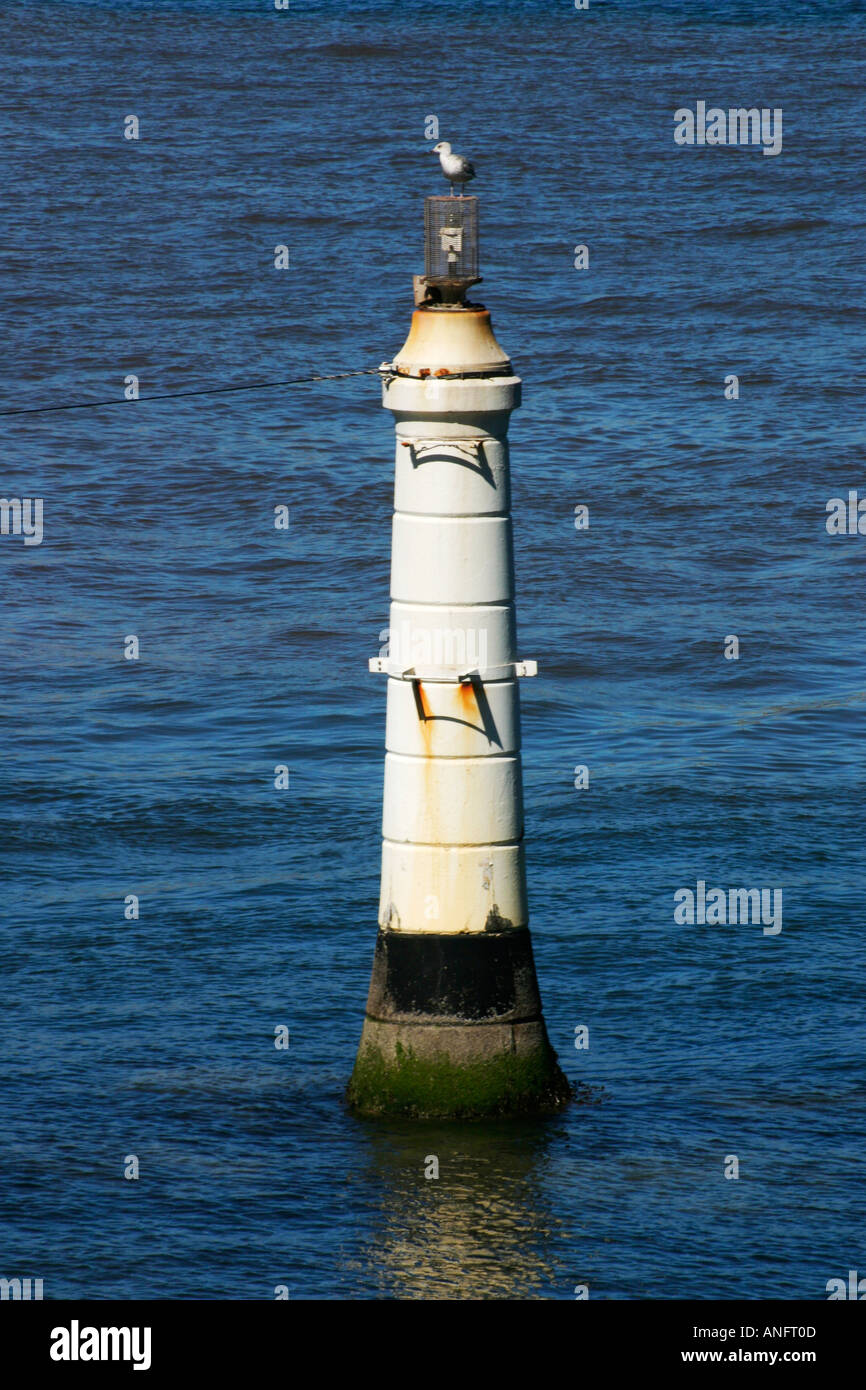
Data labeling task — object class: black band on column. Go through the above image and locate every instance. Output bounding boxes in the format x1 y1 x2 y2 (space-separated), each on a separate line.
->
365 926 545 1024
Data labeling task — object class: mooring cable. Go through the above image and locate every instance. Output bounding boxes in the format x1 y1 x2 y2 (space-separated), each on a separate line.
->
0 368 383 418
0 363 572 420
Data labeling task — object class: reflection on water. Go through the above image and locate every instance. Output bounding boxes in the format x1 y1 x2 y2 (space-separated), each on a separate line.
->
344 1118 570 1299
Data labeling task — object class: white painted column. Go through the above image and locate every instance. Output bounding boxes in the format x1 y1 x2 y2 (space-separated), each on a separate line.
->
349 303 568 1118
377 359 529 938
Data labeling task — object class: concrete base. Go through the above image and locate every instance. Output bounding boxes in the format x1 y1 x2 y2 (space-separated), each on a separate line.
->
347 927 571 1119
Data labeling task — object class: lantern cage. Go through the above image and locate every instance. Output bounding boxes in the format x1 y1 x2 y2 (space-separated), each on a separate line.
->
423 195 480 297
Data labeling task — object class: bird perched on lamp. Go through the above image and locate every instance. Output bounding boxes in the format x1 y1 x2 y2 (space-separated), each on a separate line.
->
431 141 475 196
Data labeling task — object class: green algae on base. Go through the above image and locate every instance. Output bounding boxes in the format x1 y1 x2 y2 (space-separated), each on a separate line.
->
346 1041 573 1119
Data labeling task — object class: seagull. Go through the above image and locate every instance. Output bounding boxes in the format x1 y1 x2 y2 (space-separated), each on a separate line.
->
431 141 475 196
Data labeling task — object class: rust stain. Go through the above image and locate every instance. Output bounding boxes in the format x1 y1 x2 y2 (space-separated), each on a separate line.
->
457 680 477 713
417 682 434 757
417 682 432 720
456 679 482 754
417 682 437 846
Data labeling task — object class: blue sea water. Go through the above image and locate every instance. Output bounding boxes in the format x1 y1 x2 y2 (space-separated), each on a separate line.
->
1 0 864 1299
